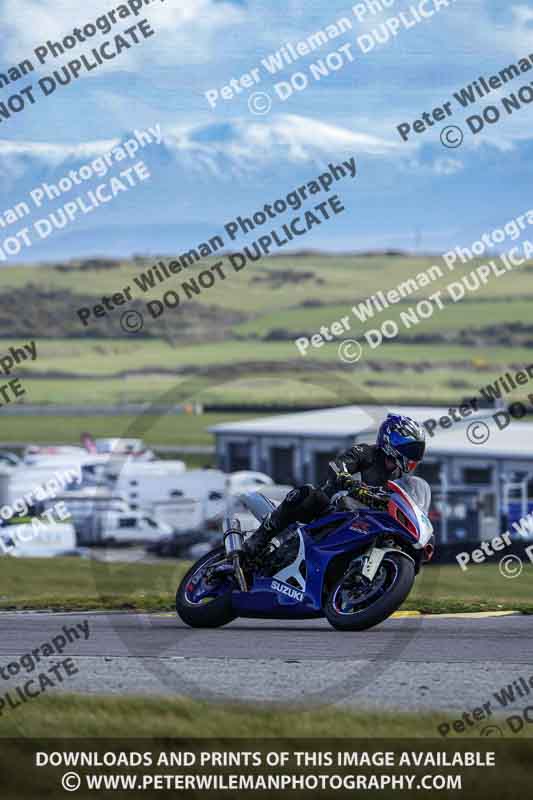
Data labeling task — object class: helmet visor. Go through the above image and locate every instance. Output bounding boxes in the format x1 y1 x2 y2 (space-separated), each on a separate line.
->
395 440 426 461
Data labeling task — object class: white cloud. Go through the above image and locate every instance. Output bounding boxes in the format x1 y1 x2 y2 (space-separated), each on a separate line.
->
162 113 400 178
0 113 401 183
433 157 464 176
494 4 533 56
0 139 118 160
0 0 244 73
246 114 400 156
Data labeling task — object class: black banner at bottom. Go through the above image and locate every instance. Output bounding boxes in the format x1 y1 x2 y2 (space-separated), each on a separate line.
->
0 738 531 799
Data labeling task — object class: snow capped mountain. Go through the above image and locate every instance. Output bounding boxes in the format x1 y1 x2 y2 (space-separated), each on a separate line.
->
0 114 396 184
0 112 525 261
0 114 398 261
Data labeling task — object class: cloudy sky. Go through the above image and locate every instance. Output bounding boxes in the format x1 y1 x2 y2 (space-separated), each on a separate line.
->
0 0 532 258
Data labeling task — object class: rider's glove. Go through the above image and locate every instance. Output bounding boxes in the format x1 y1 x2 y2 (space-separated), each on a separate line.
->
335 471 355 490
351 484 390 511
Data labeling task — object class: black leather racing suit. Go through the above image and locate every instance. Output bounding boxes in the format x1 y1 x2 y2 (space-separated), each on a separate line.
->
246 444 401 555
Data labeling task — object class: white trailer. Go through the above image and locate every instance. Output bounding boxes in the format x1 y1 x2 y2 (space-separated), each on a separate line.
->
96 509 173 544
106 460 187 509
0 522 77 558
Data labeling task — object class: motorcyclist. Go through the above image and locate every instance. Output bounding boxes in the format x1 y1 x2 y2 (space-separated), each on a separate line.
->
243 413 426 560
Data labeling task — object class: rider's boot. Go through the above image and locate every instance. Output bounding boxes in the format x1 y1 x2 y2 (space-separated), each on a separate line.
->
243 506 285 561
242 485 322 562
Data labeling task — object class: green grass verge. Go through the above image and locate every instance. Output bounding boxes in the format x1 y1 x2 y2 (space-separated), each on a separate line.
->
407 561 533 614
0 558 531 614
0 557 186 612
0 693 498 738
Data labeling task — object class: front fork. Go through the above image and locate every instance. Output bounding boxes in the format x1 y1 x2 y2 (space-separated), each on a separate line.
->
223 518 248 592
361 544 416 581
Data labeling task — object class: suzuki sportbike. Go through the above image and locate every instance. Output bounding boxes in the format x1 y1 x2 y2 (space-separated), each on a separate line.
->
176 469 434 631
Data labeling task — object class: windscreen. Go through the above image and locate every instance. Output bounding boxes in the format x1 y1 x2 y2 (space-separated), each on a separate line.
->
391 476 431 513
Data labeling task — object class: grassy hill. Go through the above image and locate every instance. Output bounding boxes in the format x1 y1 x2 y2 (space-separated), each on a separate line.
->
1 253 531 420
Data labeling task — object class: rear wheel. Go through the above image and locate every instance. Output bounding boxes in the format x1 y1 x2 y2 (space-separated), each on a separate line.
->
176 547 237 628
325 551 415 631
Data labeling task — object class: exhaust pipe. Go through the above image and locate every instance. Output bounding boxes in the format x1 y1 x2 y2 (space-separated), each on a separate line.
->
223 517 243 555
223 518 247 592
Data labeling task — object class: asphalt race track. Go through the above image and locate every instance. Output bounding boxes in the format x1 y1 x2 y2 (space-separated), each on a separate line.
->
1 611 532 719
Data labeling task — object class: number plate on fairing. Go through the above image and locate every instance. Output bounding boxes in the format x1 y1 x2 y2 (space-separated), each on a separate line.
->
361 548 386 581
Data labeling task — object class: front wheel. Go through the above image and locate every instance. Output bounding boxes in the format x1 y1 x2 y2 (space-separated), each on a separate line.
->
176 547 237 628
325 551 415 631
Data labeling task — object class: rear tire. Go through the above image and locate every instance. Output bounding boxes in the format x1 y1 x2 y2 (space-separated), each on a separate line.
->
176 547 237 628
325 551 415 632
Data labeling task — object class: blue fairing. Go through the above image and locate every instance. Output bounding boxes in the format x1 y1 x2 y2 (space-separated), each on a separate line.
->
230 506 417 619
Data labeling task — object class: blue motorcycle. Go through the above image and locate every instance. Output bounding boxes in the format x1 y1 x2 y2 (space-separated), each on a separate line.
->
176 468 435 632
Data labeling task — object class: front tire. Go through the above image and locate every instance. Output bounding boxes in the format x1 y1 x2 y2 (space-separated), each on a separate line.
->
325 551 415 631
176 547 237 628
